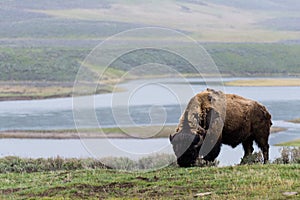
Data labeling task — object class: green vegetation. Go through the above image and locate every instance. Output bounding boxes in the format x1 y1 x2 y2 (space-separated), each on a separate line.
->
273 147 300 164
0 148 299 199
0 154 176 173
0 147 299 173
2 44 300 82
0 156 106 173
0 164 299 199
205 43 300 76
0 47 88 82
276 139 300 147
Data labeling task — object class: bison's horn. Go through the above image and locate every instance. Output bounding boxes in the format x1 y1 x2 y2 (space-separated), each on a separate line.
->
169 134 174 142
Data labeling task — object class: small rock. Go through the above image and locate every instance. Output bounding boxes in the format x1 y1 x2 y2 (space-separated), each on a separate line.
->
282 192 298 196
194 192 212 197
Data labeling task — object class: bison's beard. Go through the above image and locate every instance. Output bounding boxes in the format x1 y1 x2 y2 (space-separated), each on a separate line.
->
176 147 200 167
170 130 204 167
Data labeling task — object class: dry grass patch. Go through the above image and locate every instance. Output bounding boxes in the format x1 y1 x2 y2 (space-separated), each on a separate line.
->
0 82 114 101
287 118 300 124
225 79 300 87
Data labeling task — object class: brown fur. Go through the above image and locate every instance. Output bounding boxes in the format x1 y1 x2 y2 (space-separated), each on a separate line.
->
170 88 272 167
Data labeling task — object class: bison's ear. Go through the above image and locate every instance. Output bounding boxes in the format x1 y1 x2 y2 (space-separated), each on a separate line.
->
208 94 213 102
208 94 216 103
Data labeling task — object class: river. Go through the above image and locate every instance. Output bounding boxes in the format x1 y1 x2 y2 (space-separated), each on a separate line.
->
0 77 299 166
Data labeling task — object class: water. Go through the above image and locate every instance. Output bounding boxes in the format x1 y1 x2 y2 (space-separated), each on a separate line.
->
0 77 299 166
0 138 284 166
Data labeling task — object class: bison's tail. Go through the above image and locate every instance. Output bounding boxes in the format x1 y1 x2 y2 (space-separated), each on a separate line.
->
260 104 272 126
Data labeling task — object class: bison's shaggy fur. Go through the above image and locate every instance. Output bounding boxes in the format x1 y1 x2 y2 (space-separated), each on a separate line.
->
170 88 272 167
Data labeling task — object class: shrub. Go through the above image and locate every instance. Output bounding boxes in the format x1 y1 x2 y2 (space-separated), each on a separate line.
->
273 147 300 164
0 156 107 173
100 154 176 171
194 158 219 167
240 152 264 165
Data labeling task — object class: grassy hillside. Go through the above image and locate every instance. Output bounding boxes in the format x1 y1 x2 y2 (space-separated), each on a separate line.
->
1 0 300 81
0 42 299 100
0 47 87 81
0 164 299 199
1 43 300 82
1 0 300 100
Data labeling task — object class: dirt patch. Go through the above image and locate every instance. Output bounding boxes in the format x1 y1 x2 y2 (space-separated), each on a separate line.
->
35 182 135 198
136 176 159 182
0 188 25 195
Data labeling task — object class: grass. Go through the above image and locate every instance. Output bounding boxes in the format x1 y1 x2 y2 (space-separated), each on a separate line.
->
225 78 300 87
0 164 299 199
275 139 300 147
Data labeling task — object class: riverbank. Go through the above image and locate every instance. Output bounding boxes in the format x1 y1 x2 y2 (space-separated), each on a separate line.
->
0 126 175 139
0 126 286 139
1 77 300 101
0 81 117 101
288 118 300 124
0 164 299 199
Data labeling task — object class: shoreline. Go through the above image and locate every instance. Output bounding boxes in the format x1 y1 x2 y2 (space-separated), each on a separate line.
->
0 126 287 139
1 77 300 102
225 78 300 87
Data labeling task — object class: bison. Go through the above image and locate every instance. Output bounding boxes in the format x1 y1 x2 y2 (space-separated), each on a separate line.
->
169 88 272 167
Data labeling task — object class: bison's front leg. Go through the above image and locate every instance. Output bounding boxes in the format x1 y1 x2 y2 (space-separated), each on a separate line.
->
241 137 254 162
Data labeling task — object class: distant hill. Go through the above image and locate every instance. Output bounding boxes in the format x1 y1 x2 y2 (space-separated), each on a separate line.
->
201 0 300 11
0 0 299 42
0 0 299 83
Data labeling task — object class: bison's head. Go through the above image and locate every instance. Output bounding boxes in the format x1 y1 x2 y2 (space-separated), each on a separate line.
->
169 129 206 167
